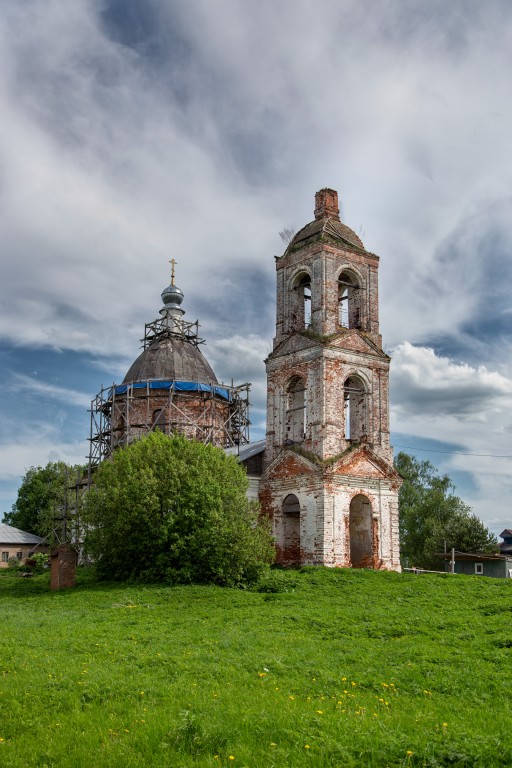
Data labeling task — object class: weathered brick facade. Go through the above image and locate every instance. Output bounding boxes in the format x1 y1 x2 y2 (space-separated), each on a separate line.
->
260 189 401 570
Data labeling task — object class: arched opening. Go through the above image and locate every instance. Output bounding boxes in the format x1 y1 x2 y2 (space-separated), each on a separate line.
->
282 494 301 566
344 375 367 442
338 271 361 329
349 494 373 567
152 408 166 431
291 272 312 329
286 376 306 443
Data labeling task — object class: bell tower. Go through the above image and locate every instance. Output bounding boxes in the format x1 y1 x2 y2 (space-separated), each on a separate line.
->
260 189 401 570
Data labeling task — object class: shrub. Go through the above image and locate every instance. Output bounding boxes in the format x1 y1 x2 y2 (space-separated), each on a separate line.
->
84 432 275 586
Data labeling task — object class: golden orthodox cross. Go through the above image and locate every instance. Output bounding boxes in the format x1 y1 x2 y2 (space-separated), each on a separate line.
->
169 258 177 286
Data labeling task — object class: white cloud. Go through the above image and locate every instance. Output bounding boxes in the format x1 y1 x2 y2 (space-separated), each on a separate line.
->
0 420 87 481
11 374 91 408
390 342 512 535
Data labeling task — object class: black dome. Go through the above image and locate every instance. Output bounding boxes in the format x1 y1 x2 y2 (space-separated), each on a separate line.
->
123 337 218 384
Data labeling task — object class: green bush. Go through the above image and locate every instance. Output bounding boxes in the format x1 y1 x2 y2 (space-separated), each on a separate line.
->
84 431 275 586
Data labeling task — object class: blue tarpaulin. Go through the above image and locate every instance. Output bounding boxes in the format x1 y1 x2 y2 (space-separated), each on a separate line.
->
111 380 231 401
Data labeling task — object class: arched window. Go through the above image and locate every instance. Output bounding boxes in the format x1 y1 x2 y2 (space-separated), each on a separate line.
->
152 408 166 431
281 494 301 566
291 272 312 329
344 375 367 441
338 271 361 329
286 377 306 443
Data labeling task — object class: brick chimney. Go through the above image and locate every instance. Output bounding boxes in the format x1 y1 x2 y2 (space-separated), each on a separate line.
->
314 188 339 220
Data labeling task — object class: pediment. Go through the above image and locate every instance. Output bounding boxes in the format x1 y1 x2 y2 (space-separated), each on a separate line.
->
262 448 317 480
270 332 319 358
329 331 389 359
329 446 400 481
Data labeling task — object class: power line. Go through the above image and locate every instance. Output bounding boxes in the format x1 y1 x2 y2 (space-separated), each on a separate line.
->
394 444 512 459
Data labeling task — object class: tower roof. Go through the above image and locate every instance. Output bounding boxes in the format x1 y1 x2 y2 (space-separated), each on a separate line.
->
123 336 218 384
123 266 219 385
287 188 365 253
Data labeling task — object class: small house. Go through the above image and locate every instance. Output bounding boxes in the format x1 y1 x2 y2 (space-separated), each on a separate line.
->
442 551 512 579
0 524 48 567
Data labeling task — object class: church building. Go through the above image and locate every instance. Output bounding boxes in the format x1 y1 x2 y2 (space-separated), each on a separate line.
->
257 188 401 570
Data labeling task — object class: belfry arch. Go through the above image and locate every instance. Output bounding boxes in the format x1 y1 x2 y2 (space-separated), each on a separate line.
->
344 374 367 442
338 269 362 329
290 271 312 330
285 376 306 443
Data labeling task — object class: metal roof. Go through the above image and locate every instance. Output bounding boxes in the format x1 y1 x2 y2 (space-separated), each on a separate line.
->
123 336 218 385
226 439 266 462
0 524 44 545
440 551 512 562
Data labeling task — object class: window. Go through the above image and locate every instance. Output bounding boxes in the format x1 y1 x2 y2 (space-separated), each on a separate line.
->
16 551 23 560
1 552 9 562
286 377 306 443
291 272 312 330
152 408 166 431
475 563 483 575
338 271 361 329
344 375 367 441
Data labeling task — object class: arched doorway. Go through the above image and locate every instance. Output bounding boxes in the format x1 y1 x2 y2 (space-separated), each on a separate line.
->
349 494 373 567
281 494 301 566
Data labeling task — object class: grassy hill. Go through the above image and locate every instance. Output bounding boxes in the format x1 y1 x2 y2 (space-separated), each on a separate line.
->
0 567 511 767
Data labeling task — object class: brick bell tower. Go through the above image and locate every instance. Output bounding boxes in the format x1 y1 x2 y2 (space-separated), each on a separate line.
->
259 188 401 570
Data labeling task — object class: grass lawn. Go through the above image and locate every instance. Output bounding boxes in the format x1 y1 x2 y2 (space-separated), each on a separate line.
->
0 566 511 767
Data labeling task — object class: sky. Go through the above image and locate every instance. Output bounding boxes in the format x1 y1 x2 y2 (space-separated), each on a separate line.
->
1 0 511 537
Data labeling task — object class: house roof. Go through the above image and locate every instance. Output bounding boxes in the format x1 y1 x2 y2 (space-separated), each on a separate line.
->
0 524 44 545
440 551 511 562
499 529 512 537
226 439 266 463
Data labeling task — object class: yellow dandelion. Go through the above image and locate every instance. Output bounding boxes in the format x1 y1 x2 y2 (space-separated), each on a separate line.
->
407 750 413 756
316 710 323 714
304 744 311 749
229 756 235 761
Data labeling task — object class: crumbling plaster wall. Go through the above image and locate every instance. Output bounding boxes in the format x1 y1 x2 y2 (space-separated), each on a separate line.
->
260 462 401 569
265 344 391 466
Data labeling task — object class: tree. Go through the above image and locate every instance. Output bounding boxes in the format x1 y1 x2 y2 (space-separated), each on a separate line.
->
3 461 85 539
395 452 498 569
84 431 275 585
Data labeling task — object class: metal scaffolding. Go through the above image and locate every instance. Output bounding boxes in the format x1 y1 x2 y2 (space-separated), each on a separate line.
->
88 379 251 477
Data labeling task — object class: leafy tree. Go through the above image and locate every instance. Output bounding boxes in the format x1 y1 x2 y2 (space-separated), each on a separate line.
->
395 452 498 569
3 461 85 540
84 431 275 585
